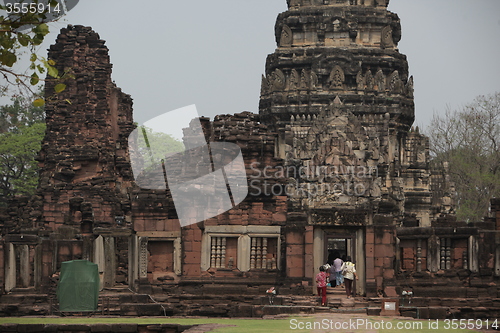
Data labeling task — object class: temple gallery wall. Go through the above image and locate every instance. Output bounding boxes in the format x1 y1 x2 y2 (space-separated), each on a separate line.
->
1 0 500 319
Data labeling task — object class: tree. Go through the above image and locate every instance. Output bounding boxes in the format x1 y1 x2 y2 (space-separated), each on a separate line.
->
0 0 76 103
0 92 46 206
0 122 45 205
428 92 500 222
0 89 44 133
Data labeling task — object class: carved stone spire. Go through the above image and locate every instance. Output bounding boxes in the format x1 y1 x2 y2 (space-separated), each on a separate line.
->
260 0 411 134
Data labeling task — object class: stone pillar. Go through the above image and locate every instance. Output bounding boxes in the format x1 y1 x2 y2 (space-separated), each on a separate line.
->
427 235 439 272
355 229 366 296
304 226 314 279
34 245 42 291
103 236 116 288
469 236 479 273
19 245 31 288
365 226 376 296
5 243 16 292
93 235 105 290
128 236 136 290
237 234 251 272
286 229 305 278
312 228 324 294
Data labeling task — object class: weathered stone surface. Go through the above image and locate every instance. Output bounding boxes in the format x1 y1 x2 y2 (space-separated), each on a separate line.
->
0 2 499 320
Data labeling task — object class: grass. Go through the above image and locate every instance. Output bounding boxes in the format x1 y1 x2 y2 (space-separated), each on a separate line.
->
0 316 488 332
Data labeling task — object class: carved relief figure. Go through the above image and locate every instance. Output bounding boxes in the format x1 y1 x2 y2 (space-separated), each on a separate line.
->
289 69 300 91
329 65 345 89
356 70 365 91
389 70 403 94
365 70 374 90
272 69 286 91
281 25 293 47
374 69 385 92
299 69 310 89
380 26 393 48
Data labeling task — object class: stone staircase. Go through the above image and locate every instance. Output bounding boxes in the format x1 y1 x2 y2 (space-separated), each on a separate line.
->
0 286 374 317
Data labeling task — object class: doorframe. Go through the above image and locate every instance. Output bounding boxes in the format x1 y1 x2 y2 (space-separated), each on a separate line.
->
313 227 365 296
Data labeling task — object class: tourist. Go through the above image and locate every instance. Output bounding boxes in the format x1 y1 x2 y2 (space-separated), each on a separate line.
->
341 256 358 299
315 265 328 306
333 255 344 288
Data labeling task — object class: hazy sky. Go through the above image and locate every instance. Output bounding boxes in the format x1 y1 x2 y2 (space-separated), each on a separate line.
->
4 0 500 130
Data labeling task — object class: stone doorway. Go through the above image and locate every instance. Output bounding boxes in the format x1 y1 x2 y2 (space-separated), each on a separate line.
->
313 227 365 296
326 236 355 265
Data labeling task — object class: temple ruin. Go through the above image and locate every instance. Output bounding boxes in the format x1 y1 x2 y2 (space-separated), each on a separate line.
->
1 0 500 319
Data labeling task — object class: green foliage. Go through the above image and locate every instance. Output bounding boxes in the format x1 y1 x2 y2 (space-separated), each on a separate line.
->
428 92 500 222
137 125 185 161
0 122 45 201
0 92 45 133
0 92 46 205
0 0 73 101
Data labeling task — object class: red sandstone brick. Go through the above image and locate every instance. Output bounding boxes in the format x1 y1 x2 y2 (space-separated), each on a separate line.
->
134 219 144 232
305 227 313 243
377 244 394 258
286 245 304 256
272 213 286 222
165 219 180 231
183 264 200 276
59 245 70 256
384 286 398 297
72 243 82 257
366 244 374 256
155 220 165 231
184 253 199 265
366 267 375 279
286 232 303 245
145 220 156 231
383 257 393 269
191 241 201 253
365 257 374 270
366 230 375 244
304 254 314 278
287 266 303 278
376 276 383 289
383 269 395 279
381 232 393 244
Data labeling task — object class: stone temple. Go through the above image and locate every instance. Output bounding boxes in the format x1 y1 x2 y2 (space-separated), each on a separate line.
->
1 0 500 319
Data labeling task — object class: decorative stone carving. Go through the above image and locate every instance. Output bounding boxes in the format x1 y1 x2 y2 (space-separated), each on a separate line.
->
374 69 385 92
405 76 414 98
281 25 293 47
365 70 374 90
356 70 364 91
380 26 393 48
271 69 286 91
389 70 403 94
329 65 345 89
310 71 318 89
289 69 300 91
139 237 148 279
299 69 310 89
260 75 269 96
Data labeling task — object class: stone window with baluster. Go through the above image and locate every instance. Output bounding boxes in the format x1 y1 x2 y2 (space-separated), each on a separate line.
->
201 226 281 272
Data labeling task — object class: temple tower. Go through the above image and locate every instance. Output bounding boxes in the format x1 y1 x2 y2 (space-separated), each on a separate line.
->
259 0 435 297
259 0 414 155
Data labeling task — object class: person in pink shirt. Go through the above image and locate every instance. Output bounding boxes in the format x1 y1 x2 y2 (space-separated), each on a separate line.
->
315 265 328 306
